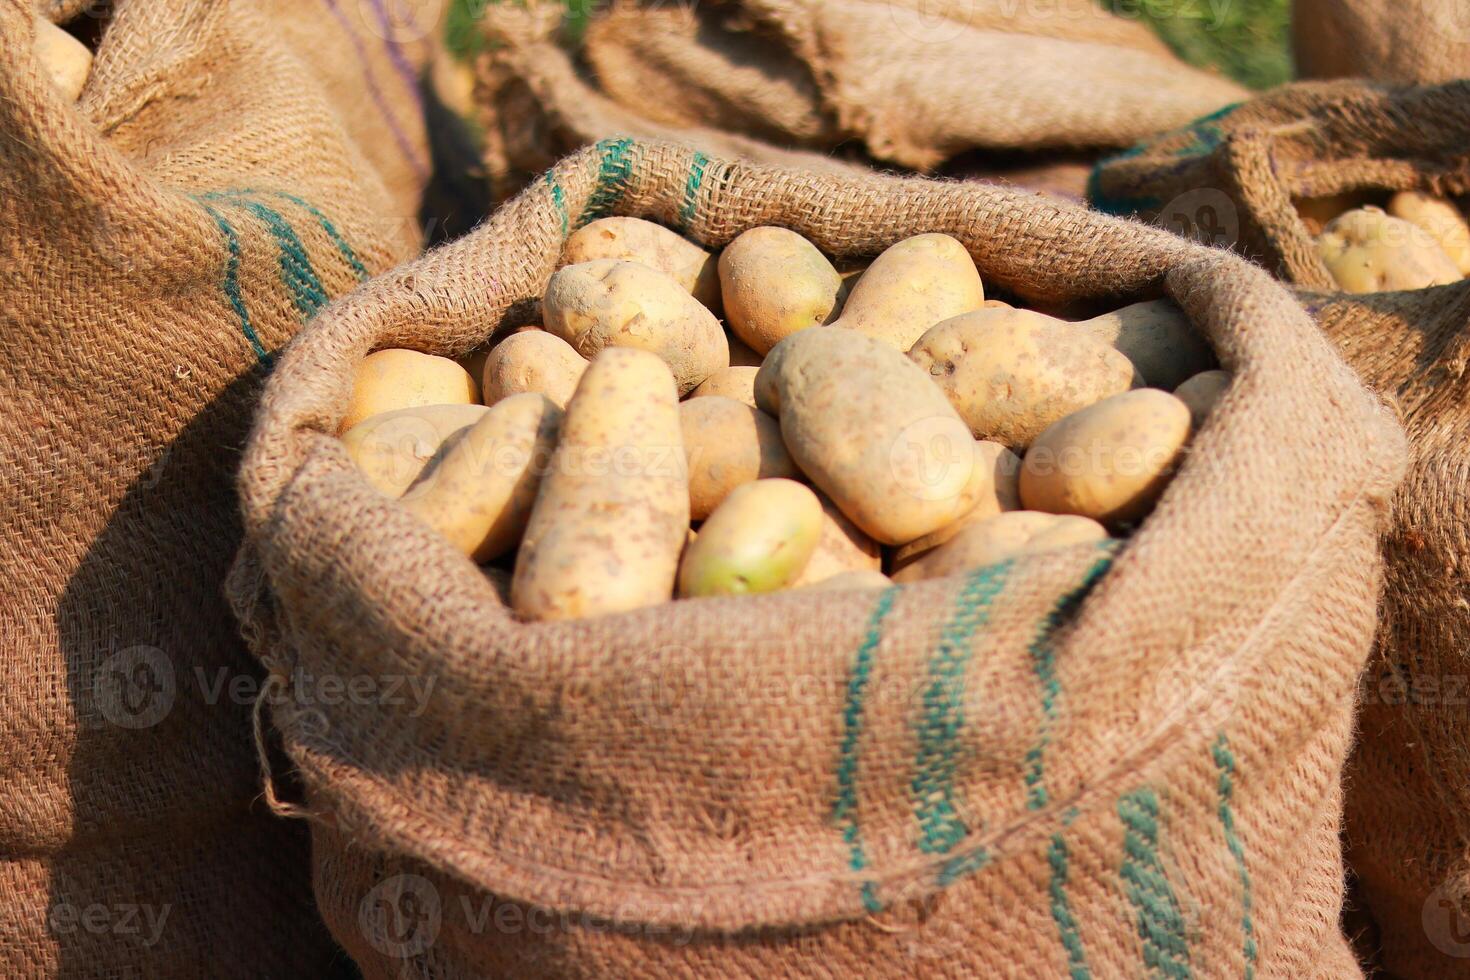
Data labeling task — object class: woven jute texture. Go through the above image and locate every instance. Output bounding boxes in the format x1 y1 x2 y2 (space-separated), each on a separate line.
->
1293 0 1470 85
1091 80 1470 979
0 1 427 975
469 0 1245 200
229 138 1405 978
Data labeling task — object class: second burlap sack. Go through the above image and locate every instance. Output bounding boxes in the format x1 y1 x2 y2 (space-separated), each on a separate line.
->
1293 0 1470 86
1091 79 1470 978
230 138 1403 978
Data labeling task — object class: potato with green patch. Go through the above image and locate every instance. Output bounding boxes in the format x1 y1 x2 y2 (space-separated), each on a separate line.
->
791 497 882 587
690 366 760 408
893 511 1108 583
561 216 721 310
677 479 823 597
891 441 1021 569
908 307 1138 448
1317 206 1461 293
680 397 799 520
341 403 491 497
512 349 689 621
1020 388 1192 527
719 227 843 354
482 330 588 408
1076 300 1216 390
1388 191 1470 276
830 234 984 349
542 259 728 394
1174 370 1231 429
341 348 479 433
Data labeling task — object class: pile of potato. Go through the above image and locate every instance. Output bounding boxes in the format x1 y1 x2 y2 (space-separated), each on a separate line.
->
341 217 1226 621
1303 191 1470 293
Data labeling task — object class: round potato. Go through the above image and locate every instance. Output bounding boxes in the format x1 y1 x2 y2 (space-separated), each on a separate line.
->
1019 388 1192 527
482 330 588 408
1077 299 1216 390
1388 191 1470 276
35 18 91 102
893 511 1108 583
561 216 720 310
542 259 728 395
801 569 892 592
1317 206 1461 293
908 307 1139 448
719 227 843 354
791 496 882 587
341 348 479 433
677 479 823 597
1174 370 1231 430
400 393 562 562
690 366 760 408
680 397 799 520
831 234 984 349
891 441 1021 569
512 348 689 621
758 328 985 544
341 403 491 497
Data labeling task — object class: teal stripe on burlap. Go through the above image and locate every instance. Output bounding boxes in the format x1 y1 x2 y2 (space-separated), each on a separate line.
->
250 190 369 281
1119 787 1193 979
199 193 329 319
578 138 635 227
833 587 899 914
678 151 710 233
1048 831 1090 980
199 204 270 363
1213 733 1257 978
545 171 569 239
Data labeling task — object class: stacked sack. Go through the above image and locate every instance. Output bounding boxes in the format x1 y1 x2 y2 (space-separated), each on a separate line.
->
231 139 1404 978
1091 79 1470 978
0 0 430 974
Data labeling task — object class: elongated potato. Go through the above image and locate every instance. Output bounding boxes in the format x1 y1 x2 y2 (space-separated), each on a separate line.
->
1388 191 1470 275
35 18 91 102
759 328 984 544
677 479 823 597
482 330 588 408
1174 370 1231 429
690 366 760 408
801 569 892 592
719 227 842 354
341 403 491 497
791 497 882 587
831 234 984 349
891 441 1021 568
542 260 728 394
681 397 799 520
513 349 687 620
893 511 1108 583
399 394 562 562
908 308 1138 448
1076 300 1216 390
342 348 479 433
1020 388 1192 527
1317 206 1461 293
561 216 721 310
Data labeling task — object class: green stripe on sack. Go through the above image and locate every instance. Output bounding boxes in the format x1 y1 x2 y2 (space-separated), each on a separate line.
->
678 151 709 233
225 199 330 317
199 204 270 363
252 190 369 281
545 171 569 240
1119 787 1193 979
1049 831 1089 980
1212 733 1257 978
833 587 899 914
578 138 635 227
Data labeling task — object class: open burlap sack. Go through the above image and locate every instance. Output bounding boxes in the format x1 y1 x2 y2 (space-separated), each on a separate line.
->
0 1 428 975
230 138 1403 978
1090 79 1470 979
1294 0 1470 85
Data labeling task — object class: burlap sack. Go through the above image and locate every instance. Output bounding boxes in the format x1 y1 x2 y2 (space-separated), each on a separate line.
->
229 138 1404 978
1090 79 1470 978
0 1 428 975
1293 0 1470 85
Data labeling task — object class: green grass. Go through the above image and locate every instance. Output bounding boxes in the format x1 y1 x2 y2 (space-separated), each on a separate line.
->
1102 0 1292 89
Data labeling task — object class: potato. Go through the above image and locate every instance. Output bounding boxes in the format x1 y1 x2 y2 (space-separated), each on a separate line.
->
677 479 823 597
801 569 892 592
482 330 588 408
1076 300 1216 390
1388 191 1470 276
561 217 720 311
34 18 91 103
893 511 1108 583
718 227 842 354
399 393 562 562
690 366 760 408
831 234 984 349
907 308 1138 448
342 348 479 433
891 441 1021 569
791 496 882 587
1174 370 1231 429
542 259 728 395
758 328 985 544
341 403 491 497
1317 206 1461 293
512 349 689 621
680 397 799 520
1019 388 1192 527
